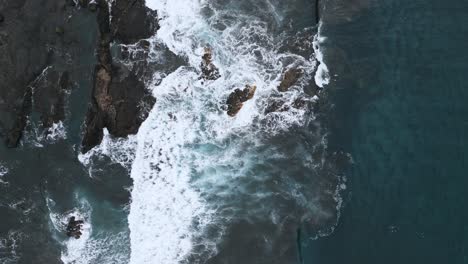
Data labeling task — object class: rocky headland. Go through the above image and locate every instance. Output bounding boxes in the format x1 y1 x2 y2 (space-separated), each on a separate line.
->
0 0 159 152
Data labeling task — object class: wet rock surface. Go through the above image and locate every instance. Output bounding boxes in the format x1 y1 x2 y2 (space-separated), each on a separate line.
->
0 0 91 148
200 47 221 81
226 84 256 116
278 68 303 92
66 216 84 239
0 0 160 151
81 0 158 153
111 0 159 44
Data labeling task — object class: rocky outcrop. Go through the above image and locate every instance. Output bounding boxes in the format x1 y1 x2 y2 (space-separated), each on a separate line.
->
33 69 71 128
265 97 310 114
0 0 159 151
111 0 159 44
226 85 256 116
66 216 84 239
278 68 303 92
200 47 221 81
81 0 158 153
0 0 100 147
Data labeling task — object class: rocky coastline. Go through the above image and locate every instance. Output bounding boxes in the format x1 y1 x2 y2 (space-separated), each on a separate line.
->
0 0 158 152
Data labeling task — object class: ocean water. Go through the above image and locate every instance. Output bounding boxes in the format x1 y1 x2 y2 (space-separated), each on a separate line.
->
2 0 343 263
303 0 468 263
2 0 466 263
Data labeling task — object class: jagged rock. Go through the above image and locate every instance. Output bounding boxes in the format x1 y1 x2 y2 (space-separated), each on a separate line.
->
111 0 158 44
66 216 84 239
292 98 308 109
278 68 303 92
0 0 101 148
200 47 221 81
265 97 310 114
265 99 289 114
226 84 256 116
81 0 158 153
5 88 32 148
0 0 158 151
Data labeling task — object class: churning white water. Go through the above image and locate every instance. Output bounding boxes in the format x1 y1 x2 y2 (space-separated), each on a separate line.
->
126 0 327 263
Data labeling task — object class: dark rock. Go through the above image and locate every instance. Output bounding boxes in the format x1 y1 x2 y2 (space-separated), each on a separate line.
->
292 97 308 109
200 47 221 81
111 0 159 44
0 13 4 23
66 0 77 7
66 216 85 239
265 99 289 114
0 0 100 148
55 26 64 35
81 0 157 152
5 87 32 148
264 97 310 114
88 2 98 12
78 0 89 8
226 84 256 116
0 0 159 151
278 68 303 92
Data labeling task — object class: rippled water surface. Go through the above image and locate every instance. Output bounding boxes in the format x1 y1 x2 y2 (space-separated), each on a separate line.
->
303 0 468 263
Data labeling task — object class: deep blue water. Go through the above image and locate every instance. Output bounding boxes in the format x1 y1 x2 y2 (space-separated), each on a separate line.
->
304 0 468 263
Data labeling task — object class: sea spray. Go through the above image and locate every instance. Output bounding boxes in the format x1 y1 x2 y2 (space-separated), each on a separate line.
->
77 0 340 262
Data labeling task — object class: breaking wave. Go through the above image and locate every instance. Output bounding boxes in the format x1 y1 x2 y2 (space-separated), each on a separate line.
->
128 0 338 263
74 0 342 263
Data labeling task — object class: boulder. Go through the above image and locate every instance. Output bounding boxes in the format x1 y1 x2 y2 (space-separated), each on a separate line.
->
226 84 256 116
278 68 303 92
66 216 85 239
200 47 221 81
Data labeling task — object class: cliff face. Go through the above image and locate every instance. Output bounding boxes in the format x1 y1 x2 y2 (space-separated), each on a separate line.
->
0 0 158 152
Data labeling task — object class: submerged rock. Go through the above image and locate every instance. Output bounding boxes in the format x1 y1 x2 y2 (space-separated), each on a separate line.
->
278 68 303 92
264 97 309 114
200 47 221 81
0 13 4 23
265 99 289 114
226 84 256 116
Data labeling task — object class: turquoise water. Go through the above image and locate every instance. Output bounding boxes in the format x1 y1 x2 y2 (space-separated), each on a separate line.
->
304 0 468 263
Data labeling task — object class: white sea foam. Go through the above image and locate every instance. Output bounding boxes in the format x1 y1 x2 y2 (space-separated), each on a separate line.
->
126 0 321 263
46 195 93 264
78 129 137 176
0 164 8 185
313 22 330 88
0 230 23 264
46 192 130 264
22 121 68 147
45 121 67 141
